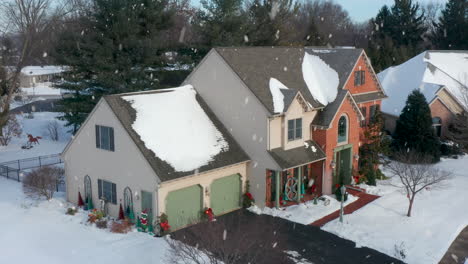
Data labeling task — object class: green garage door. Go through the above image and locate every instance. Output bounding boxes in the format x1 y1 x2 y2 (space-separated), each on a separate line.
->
166 185 202 230
210 174 242 215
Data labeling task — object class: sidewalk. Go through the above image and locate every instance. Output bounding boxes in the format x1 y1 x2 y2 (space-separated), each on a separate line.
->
439 225 468 264
310 187 380 227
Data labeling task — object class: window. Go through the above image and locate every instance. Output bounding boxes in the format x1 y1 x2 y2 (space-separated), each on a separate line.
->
369 104 380 124
95 125 114 151
360 107 367 127
98 179 117 204
338 115 348 143
287 118 302 141
354 70 366 86
432 117 442 137
123 187 133 215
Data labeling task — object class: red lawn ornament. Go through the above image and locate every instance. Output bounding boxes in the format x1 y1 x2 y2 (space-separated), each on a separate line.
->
204 208 215 222
160 221 171 231
27 134 42 145
118 204 125 220
245 192 254 201
311 184 317 193
78 192 85 207
353 176 360 185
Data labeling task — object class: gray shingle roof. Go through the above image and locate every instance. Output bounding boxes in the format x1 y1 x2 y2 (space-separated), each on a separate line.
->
268 140 326 170
311 90 348 128
214 47 363 114
104 89 250 182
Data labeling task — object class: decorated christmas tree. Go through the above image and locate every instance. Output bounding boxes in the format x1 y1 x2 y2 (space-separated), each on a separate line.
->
78 192 84 207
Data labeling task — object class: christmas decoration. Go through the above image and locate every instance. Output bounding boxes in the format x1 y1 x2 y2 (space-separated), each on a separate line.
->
157 213 171 237
140 210 149 232
204 208 215 222
136 216 142 231
87 197 94 210
118 204 125 220
78 192 84 207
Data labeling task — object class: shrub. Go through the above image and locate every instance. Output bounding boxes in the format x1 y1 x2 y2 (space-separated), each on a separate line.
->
22 166 64 200
66 207 78 215
87 209 104 223
334 184 348 202
110 219 133 233
45 120 60 141
440 142 462 157
0 114 22 146
365 168 377 186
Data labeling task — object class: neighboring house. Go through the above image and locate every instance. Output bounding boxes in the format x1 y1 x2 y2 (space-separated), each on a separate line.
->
19 66 66 87
184 47 385 208
62 86 250 230
378 51 468 138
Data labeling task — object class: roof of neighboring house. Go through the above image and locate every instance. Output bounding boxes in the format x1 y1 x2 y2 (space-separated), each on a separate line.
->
268 140 326 170
21 66 67 76
378 51 468 116
104 86 249 182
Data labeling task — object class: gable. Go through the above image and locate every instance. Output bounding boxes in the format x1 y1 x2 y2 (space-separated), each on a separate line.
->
432 88 464 114
345 52 386 97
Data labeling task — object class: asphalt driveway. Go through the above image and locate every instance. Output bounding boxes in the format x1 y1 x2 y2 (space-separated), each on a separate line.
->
172 209 403 264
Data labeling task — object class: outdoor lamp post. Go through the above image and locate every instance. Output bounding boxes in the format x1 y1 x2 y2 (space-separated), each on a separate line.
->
339 185 346 223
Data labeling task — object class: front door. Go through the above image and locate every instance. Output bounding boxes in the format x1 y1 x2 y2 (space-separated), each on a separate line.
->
336 147 352 185
141 190 153 225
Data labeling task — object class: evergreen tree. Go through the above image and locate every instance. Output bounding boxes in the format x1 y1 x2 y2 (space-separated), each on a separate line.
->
431 0 468 49
393 90 441 162
54 0 174 133
245 0 298 46
389 0 427 47
194 0 248 46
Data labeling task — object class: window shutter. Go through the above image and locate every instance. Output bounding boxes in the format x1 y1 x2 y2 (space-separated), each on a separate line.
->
354 71 359 86
98 179 102 199
361 71 365 84
111 183 117 204
95 125 100 148
109 127 115 152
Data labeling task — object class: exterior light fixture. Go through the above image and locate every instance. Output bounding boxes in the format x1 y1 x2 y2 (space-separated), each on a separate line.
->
330 161 336 169
339 185 346 223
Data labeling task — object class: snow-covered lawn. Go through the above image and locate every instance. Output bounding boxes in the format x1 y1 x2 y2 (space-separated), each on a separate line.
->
249 194 357 225
323 156 468 264
0 177 171 264
0 112 71 163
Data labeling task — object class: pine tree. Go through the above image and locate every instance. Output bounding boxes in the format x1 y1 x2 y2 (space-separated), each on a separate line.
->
431 0 468 49
54 0 174 133
393 90 441 162
389 0 427 47
194 0 248 46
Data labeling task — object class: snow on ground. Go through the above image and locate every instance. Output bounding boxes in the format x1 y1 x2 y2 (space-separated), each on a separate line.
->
248 194 357 225
0 177 172 264
323 156 468 264
269 77 289 113
0 112 71 163
302 52 339 106
123 85 228 172
21 65 67 76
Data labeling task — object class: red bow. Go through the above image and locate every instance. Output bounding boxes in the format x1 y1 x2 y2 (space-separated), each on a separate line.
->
160 221 171 231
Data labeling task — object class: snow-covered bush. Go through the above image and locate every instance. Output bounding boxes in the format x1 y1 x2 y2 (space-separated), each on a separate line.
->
22 166 64 200
45 120 60 141
0 114 22 146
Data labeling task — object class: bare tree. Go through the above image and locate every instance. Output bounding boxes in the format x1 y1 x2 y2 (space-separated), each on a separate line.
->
0 113 22 146
0 0 70 138
447 75 468 152
22 166 65 200
386 152 452 217
166 211 292 264
45 120 59 141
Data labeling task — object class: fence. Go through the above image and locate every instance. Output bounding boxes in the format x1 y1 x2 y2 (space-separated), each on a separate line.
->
0 154 63 183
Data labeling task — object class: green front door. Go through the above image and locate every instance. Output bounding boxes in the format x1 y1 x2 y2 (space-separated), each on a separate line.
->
166 185 203 230
336 147 352 185
210 174 242 215
141 190 153 224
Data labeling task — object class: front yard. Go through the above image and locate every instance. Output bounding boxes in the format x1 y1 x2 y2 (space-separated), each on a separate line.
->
323 156 468 264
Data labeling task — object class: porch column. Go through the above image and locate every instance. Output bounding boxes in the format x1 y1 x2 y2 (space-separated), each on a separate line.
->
275 171 280 208
297 166 302 202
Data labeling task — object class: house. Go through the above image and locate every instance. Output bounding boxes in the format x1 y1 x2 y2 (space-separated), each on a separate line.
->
184 47 386 208
19 66 66 87
62 85 250 230
378 51 468 138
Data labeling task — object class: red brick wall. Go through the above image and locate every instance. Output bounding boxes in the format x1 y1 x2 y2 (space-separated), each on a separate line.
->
358 100 382 142
345 54 381 95
430 98 455 139
312 97 361 194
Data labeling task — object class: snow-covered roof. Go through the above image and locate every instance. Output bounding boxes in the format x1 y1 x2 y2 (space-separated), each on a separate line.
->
102 85 249 181
21 66 67 76
378 51 468 116
302 52 339 106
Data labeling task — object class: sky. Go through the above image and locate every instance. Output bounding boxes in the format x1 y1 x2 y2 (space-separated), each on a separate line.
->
334 0 448 23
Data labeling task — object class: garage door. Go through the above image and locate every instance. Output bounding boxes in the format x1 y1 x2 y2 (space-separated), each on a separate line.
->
210 174 242 215
166 185 202 230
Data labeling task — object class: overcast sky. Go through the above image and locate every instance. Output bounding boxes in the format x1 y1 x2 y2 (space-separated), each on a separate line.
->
333 0 448 22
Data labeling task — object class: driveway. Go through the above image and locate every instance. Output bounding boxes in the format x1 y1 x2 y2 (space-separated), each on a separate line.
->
439 225 468 264
172 209 403 264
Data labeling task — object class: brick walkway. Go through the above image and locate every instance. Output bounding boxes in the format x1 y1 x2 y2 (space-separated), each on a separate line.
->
310 187 380 227
439 225 468 264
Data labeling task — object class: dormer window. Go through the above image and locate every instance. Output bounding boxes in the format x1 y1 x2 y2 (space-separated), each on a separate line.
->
338 115 348 143
287 118 302 141
354 70 365 86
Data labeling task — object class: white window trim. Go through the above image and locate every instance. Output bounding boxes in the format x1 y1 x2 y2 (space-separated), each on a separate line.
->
337 114 349 145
